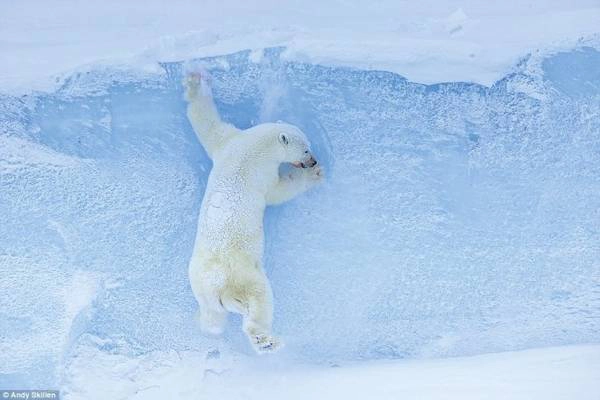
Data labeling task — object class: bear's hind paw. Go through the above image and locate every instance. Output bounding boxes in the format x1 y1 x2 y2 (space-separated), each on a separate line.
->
252 334 283 354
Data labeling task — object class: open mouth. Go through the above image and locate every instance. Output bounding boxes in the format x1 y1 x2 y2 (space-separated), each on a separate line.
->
292 157 317 168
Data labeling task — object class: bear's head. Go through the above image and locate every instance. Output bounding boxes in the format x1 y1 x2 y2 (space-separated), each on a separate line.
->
275 124 318 169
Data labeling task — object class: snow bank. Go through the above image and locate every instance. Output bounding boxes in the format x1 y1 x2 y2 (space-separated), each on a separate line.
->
1 1 599 92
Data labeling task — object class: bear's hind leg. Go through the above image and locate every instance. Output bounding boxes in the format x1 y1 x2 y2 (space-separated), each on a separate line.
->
196 302 227 336
221 273 283 354
243 295 282 354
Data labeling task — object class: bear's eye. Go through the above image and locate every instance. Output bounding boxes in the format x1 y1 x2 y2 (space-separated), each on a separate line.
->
304 150 309 154
279 133 289 146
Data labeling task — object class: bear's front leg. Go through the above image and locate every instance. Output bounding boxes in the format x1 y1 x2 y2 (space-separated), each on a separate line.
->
265 165 324 205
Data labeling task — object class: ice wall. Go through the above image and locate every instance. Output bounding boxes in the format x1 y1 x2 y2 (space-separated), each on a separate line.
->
1 46 599 388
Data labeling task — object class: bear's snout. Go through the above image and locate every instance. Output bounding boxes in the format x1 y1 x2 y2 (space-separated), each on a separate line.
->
301 156 318 168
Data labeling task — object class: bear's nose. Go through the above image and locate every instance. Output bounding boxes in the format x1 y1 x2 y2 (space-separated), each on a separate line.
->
302 156 317 168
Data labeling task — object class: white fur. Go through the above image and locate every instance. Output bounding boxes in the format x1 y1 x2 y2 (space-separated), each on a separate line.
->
184 72 323 353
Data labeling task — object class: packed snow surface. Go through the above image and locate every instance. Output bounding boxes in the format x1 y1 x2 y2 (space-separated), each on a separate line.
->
1 0 600 91
1 0 599 396
62 344 600 400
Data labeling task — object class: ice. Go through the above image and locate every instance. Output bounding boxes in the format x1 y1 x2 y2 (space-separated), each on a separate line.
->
1 46 600 389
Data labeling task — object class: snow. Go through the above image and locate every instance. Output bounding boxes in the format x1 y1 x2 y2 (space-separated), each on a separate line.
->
1 0 600 397
0 135 79 172
1 1 600 93
63 343 600 400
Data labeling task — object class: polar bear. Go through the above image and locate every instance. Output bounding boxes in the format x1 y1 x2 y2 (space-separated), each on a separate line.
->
184 70 323 353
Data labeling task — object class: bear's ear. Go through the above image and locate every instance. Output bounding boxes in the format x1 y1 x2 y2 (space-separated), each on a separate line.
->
278 133 289 146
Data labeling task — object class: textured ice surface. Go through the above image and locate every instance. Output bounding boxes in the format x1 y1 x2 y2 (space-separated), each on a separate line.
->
1 46 599 388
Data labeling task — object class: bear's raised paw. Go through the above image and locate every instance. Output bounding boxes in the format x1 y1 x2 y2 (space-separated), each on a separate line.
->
183 70 212 100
